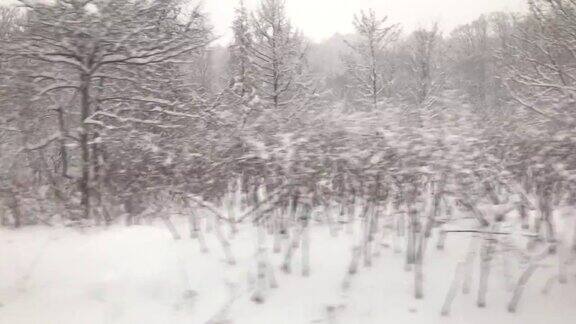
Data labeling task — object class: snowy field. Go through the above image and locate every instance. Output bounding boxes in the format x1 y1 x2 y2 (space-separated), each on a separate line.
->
1 213 575 324
2 0 576 323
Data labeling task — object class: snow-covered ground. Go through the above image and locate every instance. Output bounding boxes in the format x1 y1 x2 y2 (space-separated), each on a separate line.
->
1 215 575 324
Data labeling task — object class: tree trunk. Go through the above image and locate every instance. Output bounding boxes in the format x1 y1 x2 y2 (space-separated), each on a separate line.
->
462 236 478 294
79 73 91 220
518 203 529 230
6 188 23 228
301 215 310 277
214 217 235 265
441 262 465 316
362 204 373 267
507 264 538 313
252 223 267 303
477 233 494 308
436 229 447 250
56 106 70 179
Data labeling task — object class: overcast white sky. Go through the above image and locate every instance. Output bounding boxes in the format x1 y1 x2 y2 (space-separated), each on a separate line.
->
1 0 528 43
202 0 527 43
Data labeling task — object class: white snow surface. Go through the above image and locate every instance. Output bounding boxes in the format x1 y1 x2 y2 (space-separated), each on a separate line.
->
0 214 575 324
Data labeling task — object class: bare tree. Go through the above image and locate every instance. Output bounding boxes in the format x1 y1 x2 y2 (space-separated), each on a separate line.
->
503 0 576 127
250 0 309 114
343 9 400 111
407 24 444 106
9 0 211 219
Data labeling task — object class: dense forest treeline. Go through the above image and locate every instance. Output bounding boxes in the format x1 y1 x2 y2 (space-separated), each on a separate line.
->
0 0 574 242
